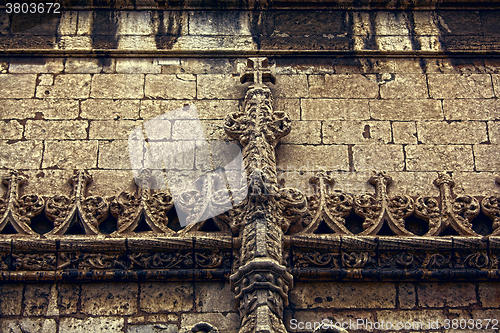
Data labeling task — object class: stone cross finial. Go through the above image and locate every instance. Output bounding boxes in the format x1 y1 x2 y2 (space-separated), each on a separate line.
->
240 57 275 85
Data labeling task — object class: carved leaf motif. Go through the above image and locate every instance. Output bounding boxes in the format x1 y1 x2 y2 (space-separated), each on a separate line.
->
79 253 129 270
46 195 72 224
195 251 226 269
12 253 56 271
482 195 500 233
294 251 338 268
129 252 192 269
452 196 479 229
380 252 422 269
422 253 452 269
82 196 108 228
456 252 489 269
0 171 44 235
342 252 375 268
279 187 307 232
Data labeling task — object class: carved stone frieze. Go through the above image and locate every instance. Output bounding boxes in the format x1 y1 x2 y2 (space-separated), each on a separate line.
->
354 172 414 236
416 172 479 236
481 177 500 236
46 170 108 236
300 171 353 235
110 169 175 236
0 170 44 236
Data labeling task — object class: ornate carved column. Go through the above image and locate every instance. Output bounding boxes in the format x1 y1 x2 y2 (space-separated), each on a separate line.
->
225 58 306 333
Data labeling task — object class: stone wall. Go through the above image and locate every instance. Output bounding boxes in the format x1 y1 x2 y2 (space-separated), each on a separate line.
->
1 56 500 199
1 5 500 333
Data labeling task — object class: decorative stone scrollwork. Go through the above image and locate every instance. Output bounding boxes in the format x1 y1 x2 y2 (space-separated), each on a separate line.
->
416 173 479 236
481 177 500 235
110 169 175 236
354 172 414 236
45 170 108 236
300 172 353 235
0 170 44 235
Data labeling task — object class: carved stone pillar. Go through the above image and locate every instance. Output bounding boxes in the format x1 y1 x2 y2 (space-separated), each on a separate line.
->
225 58 306 333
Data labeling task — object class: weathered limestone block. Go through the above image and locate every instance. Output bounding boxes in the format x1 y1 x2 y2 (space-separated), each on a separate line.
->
64 58 112 74
405 145 474 171
0 120 23 139
290 282 396 309
180 313 240 333
128 324 178 333
444 99 500 120
189 11 251 36
353 145 404 171
116 58 161 74
0 74 36 98
91 74 145 99
0 99 79 119
274 98 300 120
386 172 440 197
86 170 137 197
479 283 500 308
141 99 239 120
172 120 204 140
35 74 91 99
323 121 391 144
416 121 488 144
145 74 196 99
194 283 235 312
9 58 64 73
59 317 125 333
493 74 500 97
309 74 378 98
488 121 500 144
428 74 495 99
38 74 54 86
417 283 476 308
22 170 74 197
392 122 417 144
0 284 23 315
81 283 138 315
0 318 57 333
379 74 428 99
146 141 196 170
281 121 321 144
42 140 98 169
180 58 236 75
370 100 443 120
172 36 256 52
98 140 138 170
25 120 88 140
473 145 500 171
81 99 140 120
270 75 309 98
197 74 248 99
0 141 43 169
140 283 194 313
23 284 52 316
301 99 370 120
58 284 80 315
277 145 349 171
398 284 416 309
452 172 498 196
89 120 142 140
